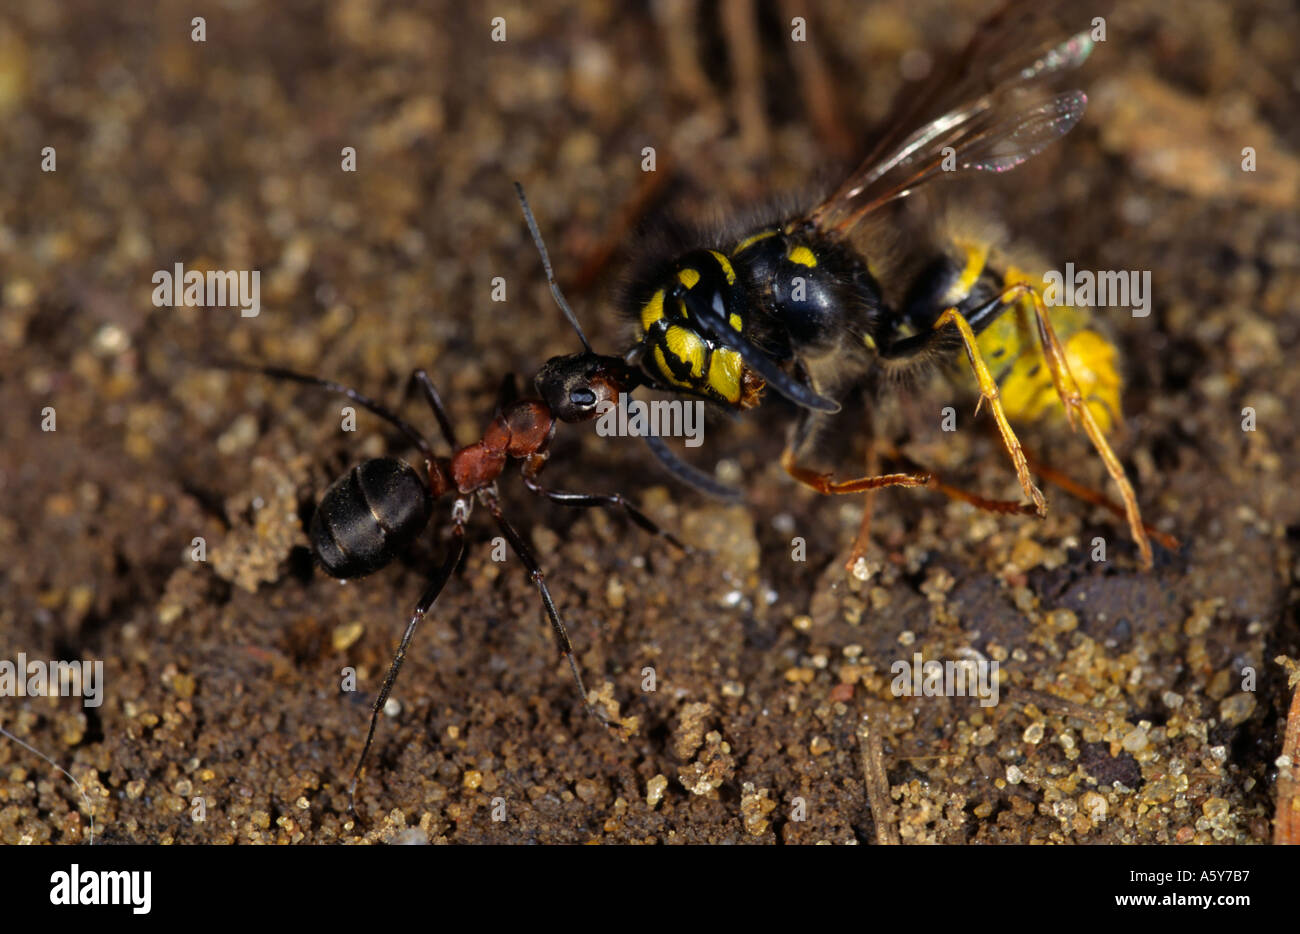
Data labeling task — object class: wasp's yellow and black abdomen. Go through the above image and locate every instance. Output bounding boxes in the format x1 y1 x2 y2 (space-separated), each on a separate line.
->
901 238 1124 434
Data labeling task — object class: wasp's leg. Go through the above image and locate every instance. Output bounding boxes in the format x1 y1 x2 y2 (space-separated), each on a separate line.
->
1021 447 1179 554
878 443 1043 517
1006 288 1155 569
843 435 883 573
843 440 1041 573
882 285 1154 569
781 408 929 495
929 306 1048 517
879 439 1171 553
921 478 1041 516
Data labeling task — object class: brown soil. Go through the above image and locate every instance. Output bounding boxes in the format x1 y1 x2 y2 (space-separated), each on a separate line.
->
1 0 1297 844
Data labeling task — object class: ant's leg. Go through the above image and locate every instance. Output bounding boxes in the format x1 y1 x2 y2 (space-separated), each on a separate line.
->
347 519 467 816
493 373 519 417
408 369 459 451
521 455 688 552
481 492 618 729
218 360 434 461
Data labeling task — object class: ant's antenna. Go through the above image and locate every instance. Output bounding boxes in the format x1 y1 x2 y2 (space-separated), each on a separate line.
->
514 181 594 354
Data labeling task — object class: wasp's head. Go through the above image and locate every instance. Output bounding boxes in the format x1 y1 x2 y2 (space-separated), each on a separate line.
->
631 249 765 409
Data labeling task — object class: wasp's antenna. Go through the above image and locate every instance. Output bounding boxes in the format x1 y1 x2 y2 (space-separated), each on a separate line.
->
514 181 593 354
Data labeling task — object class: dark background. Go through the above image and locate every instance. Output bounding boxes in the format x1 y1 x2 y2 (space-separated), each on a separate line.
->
1 0 1297 843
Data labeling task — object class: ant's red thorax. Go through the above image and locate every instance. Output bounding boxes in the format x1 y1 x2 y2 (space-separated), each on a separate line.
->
451 400 556 493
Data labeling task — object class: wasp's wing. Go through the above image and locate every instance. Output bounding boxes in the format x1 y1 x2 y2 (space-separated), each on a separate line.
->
861 0 1101 169
811 86 1090 232
805 0 1102 235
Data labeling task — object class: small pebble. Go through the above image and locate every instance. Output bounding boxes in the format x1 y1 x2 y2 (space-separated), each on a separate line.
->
646 774 668 808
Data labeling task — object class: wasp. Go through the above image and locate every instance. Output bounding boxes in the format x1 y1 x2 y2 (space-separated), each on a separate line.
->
601 0 1171 570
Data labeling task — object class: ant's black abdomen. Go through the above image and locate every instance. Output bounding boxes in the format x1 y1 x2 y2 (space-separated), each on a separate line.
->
309 458 433 579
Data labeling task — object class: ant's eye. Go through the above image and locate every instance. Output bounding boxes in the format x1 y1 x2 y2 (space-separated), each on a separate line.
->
570 387 597 408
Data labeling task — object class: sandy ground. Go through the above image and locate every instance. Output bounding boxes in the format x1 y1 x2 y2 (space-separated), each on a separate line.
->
1 0 1298 844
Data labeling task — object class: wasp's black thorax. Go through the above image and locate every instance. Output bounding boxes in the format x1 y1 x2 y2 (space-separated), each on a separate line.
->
733 226 886 354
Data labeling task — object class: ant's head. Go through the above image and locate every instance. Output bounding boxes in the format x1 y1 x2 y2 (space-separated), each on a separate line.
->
535 352 637 423
515 181 642 422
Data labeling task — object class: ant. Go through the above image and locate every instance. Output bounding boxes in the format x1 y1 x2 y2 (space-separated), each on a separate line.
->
220 184 682 814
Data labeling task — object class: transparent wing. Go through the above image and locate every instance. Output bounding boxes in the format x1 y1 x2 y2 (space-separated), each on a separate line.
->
805 0 1104 235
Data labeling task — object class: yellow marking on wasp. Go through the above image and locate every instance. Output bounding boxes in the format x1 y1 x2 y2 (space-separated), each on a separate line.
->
677 267 700 290
639 288 665 332
943 240 990 306
728 313 743 332
976 264 1123 434
787 245 818 268
733 229 777 254
995 331 1119 430
954 265 1147 565
707 348 744 403
709 250 737 286
1063 329 1121 433
653 345 693 389
998 352 1055 422
862 333 877 351
665 325 705 377
934 306 1046 516
1002 264 1046 299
